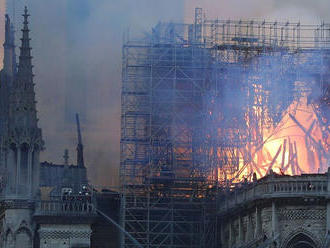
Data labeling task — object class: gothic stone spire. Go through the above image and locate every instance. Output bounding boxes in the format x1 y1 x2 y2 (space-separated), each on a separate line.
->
18 6 32 79
9 6 41 134
5 7 43 199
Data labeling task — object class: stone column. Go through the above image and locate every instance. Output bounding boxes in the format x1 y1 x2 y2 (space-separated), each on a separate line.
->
255 206 262 238
32 149 40 196
16 146 21 195
7 148 16 195
238 216 244 244
27 148 33 196
271 201 278 238
327 168 330 234
229 221 234 247
247 215 253 241
220 221 225 247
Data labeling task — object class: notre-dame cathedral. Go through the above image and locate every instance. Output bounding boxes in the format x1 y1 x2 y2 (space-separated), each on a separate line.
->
1 5 329 248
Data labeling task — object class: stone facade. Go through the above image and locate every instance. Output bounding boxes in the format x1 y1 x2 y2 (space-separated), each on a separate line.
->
218 172 330 248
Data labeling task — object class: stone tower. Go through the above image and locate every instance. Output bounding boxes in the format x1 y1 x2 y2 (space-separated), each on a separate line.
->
0 7 43 247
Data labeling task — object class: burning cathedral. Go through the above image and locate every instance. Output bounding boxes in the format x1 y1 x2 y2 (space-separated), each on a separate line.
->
119 7 330 248
0 4 329 248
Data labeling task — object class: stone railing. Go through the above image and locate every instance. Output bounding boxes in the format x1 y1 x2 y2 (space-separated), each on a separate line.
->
218 174 329 213
34 195 96 217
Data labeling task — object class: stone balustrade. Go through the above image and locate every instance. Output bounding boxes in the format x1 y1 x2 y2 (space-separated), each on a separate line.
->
218 173 329 214
34 195 96 217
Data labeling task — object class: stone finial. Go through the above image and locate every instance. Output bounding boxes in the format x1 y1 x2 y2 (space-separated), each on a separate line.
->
19 6 32 76
253 172 257 182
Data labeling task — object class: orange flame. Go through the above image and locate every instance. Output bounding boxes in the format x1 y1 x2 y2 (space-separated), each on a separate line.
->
214 82 329 183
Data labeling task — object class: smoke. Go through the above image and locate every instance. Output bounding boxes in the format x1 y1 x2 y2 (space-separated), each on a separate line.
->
0 0 184 187
184 0 330 23
0 0 328 187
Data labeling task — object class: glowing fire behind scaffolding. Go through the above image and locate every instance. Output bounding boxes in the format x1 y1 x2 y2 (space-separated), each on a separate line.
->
247 95 327 177
215 80 329 183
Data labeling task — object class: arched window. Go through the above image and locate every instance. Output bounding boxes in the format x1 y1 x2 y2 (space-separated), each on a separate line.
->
286 233 317 248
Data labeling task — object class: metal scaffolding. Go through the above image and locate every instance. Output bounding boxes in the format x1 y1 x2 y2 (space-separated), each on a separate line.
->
120 8 329 248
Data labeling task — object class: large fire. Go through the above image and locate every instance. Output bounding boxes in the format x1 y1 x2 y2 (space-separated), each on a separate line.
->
210 78 330 182
214 81 329 183
251 94 327 176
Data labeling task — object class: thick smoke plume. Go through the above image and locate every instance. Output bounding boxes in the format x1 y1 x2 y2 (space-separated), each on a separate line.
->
0 0 328 186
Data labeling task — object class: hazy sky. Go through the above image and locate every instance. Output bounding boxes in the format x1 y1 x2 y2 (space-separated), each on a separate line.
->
184 0 330 23
2 0 184 187
0 0 329 187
